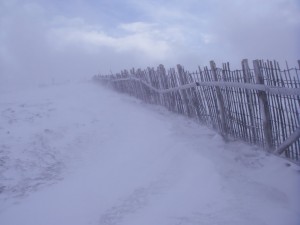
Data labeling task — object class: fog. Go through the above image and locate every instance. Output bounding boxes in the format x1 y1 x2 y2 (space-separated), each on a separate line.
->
1 0 299 90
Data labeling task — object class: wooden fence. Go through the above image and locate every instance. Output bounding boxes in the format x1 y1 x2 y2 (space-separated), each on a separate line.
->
93 59 300 162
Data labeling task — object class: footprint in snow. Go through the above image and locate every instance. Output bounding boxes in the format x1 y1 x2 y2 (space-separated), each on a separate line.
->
98 181 164 225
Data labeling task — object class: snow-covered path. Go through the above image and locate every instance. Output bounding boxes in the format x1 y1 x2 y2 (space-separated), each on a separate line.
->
0 82 299 225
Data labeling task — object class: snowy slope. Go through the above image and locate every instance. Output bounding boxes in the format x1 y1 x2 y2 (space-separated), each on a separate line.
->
0 81 299 225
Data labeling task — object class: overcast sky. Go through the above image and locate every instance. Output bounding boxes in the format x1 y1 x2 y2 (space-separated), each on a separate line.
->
0 0 299 87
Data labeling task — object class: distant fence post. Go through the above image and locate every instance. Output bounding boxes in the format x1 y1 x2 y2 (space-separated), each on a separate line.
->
210 60 228 139
157 64 167 106
253 60 273 151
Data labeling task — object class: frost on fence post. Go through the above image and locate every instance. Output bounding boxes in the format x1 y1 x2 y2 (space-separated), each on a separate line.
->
157 64 167 106
253 60 273 151
242 59 257 144
210 60 228 139
177 64 192 117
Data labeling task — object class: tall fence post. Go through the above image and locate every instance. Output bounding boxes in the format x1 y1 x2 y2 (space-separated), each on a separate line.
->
157 64 166 106
253 60 273 151
210 60 228 139
177 64 192 117
242 59 256 144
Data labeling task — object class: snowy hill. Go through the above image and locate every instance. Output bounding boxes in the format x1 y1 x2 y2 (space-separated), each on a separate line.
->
0 81 299 225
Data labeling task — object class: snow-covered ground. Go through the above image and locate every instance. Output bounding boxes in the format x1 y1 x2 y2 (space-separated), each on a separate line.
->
0 81 299 225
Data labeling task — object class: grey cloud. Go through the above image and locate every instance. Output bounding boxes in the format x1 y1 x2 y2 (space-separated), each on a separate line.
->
1 0 299 91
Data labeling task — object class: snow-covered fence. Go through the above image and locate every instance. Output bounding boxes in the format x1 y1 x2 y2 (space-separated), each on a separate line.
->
94 59 300 162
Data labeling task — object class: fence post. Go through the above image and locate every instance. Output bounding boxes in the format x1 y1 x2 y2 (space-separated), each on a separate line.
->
177 64 192 117
157 64 166 106
210 60 228 139
253 60 273 151
242 59 256 144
